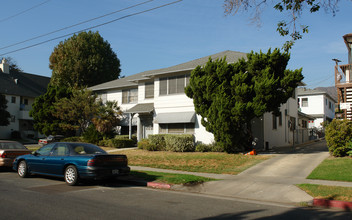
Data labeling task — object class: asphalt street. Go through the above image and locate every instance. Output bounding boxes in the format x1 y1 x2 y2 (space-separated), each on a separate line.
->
0 169 351 220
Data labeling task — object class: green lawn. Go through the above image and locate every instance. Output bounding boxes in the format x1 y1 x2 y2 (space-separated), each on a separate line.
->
297 184 352 202
299 157 352 202
118 149 271 175
130 171 215 185
307 157 352 182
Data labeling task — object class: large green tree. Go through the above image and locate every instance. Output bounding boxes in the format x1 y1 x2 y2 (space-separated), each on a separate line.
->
30 85 73 136
49 31 121 88
185 49 303 153
53 89 99 134
223 0 340 50
0 93 10 126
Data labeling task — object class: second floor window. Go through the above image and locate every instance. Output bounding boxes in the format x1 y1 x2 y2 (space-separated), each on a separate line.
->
145 82 154 99
301 98 308 107
122 89 138 104
159 74 190 95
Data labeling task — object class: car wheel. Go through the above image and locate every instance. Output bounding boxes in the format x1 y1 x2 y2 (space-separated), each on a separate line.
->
64 165 79 186
18 160 28 178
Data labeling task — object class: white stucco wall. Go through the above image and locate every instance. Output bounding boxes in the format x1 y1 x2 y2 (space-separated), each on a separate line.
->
263 97 298 149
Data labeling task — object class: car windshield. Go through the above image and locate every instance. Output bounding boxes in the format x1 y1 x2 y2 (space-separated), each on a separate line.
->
71 143 107 155
0 142 27 150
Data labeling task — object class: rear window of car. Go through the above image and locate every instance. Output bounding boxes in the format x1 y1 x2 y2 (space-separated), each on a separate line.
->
0 142 27 150
71 143 107 155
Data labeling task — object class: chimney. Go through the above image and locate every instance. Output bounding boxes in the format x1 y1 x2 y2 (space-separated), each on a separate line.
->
0 58 10 74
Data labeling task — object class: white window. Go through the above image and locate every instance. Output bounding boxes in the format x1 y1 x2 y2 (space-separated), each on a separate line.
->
145 82 154 99
159 123 194 134
122 89 138 104
159 74 190 96
302 98 308 107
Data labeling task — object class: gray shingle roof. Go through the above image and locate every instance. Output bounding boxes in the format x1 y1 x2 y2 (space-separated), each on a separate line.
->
125 103 154 114
297 88 337 103
0 71 50 97
90 50 247 91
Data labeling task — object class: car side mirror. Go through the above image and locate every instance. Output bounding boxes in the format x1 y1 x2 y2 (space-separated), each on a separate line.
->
32 151 38 156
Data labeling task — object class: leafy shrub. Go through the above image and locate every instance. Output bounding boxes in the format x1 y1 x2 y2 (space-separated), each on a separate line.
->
62 136 84 142
83 124 102 144
195 141 224 152
345 141 352 157
115 135 137 145
325 119 352 157
137 139 161 151
148 134 167 151
164 134 195 152
98 138 135 148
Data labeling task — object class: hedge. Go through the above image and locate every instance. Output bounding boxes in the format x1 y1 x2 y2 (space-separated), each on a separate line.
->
98 138 135 148
146 134 195 152
325 119 352 157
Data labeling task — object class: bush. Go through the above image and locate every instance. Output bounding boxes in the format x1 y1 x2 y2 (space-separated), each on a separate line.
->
62 136 84 142
325 119 352 157
115 135 137 145
148 134 167 151
98 138 135 148
164 134 195 152
195 141 224 152
137 139 161 151
83 124 102 144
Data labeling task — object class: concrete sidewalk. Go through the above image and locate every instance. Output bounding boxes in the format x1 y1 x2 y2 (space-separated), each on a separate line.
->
128 140 352 205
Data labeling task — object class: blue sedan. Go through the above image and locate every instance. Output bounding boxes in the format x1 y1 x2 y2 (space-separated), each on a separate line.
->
13 142 130 186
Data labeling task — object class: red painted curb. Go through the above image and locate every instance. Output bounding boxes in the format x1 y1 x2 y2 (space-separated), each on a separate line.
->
313 198 352 210
147 182 172 189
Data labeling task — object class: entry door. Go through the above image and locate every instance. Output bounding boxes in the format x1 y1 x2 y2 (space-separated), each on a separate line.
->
144 125 153 138
141 115 153 139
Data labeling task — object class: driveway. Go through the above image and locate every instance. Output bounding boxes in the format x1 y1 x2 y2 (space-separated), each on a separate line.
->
170 140 339 204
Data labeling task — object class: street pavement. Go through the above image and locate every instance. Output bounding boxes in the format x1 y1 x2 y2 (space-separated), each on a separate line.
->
122 140 352 205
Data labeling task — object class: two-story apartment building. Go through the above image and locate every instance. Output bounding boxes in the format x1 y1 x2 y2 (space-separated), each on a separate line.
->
90 51 304 150
297 88 336 129
0 58 50 139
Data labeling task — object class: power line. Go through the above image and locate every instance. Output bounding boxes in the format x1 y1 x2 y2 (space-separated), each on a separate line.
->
0 0 154 51
0 0 51 23
0 0 182 57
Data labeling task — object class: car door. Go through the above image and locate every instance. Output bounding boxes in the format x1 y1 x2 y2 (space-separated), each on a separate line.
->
45 143 70 176
28 143 56 173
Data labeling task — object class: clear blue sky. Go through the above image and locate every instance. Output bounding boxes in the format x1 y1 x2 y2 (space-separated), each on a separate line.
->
1 0 351 88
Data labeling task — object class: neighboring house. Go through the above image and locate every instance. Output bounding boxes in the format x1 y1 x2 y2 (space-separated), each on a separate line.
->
0 58 50 139
297 111 315 143
335 33 352 120
297 88 336 129
90 50 305 150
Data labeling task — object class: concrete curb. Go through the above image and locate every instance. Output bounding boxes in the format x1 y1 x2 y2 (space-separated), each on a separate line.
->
116 176 173 189
147 182 172 189
313 198 352 211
